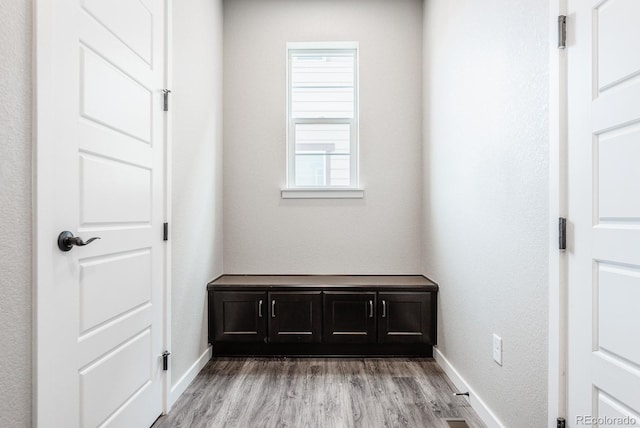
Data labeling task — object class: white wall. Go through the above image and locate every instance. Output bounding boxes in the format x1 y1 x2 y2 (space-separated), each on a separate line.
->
422 1 549 427
0 0 32 426
171 0 224 390
223 0 424 274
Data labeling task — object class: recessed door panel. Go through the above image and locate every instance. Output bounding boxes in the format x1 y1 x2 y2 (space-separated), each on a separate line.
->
213 292 267 342
79 249 152 333
83 0 153 64
596 0 640 91
597 124 640 221
269 292 322 343
79 329 151 428
323 292 376 343
597 264 640 366
79 154 151 225
378 292 435 344
80 47 152 143
596 389 640 426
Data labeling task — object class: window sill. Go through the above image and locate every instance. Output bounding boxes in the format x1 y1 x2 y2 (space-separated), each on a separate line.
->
281 188 365 199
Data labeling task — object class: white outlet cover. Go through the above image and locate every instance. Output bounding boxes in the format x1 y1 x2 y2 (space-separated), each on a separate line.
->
493 334 502 366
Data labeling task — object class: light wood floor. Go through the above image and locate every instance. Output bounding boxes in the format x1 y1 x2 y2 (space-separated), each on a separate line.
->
153 358 486 428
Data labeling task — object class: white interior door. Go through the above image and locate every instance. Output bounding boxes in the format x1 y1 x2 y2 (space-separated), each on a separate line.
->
35 0 166 426
567 0 640 426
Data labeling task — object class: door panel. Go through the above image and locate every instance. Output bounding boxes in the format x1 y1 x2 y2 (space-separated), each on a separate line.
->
269 292 322 343
596 0 640 90
213 291 267 342
568 0 640 423
598 265 640 364
79 249 151 332
323 292 376 343
83 0 153 64
79 11 153 90
80 46 152 142
36 0 166 426
79 329 152 428
597 390 640 426
597 124 640 219
79 153 152 224
378 292 435 344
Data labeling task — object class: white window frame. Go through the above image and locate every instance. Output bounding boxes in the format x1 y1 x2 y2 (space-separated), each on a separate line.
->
283 42 362 198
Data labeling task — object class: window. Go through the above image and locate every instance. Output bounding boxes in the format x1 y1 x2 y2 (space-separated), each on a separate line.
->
286 42 359 194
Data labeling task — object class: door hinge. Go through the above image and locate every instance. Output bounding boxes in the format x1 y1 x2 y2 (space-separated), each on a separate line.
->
162 89 171 111
163 222 168 241
557 417 566 428
162 351 171 371
558 15 567 49
559 217 567 250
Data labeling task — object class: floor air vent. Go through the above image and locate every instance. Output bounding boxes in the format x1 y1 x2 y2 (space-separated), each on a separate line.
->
443 419 470 428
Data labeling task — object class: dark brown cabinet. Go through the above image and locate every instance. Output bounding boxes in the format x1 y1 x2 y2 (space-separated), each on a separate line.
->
212 291 267 342
269 292 322 343
323 292 376 343
378 292 435 344
208 275 438 356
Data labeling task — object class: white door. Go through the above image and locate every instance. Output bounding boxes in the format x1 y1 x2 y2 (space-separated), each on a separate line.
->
567 0 640 426
35 0 167 427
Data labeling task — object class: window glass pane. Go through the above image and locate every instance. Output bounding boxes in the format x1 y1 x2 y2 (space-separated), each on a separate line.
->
326 154 351 186
291 54 354 86
291 53 354 118
295 154 351 187
295 154 326 186
291 88 354 118
295 123 350 155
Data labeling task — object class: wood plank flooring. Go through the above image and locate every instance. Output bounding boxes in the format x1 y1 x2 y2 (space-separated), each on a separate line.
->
152 358 486 428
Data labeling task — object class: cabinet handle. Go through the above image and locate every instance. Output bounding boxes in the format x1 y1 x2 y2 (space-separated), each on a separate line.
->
369 300 373 318
258 300 263 318
382 300 387 318
271 300 276 318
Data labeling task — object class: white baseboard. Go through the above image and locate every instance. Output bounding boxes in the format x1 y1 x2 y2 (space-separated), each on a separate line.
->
169 346 212 408
433 347 505 428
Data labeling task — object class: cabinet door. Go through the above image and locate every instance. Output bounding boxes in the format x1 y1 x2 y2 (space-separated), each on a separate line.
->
213 291 267 342
378 292 436 344
269 292 322 343
323 292 376 343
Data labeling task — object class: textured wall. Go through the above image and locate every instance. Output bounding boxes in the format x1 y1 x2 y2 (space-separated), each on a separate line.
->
0 0 32 426
171 0 224 387
422 0 549 427
223 0 424 274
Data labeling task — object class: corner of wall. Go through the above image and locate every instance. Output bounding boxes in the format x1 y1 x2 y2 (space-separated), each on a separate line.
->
169 0 224 399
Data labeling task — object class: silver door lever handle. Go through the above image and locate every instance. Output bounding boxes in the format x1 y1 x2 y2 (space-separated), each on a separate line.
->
58 231 101 252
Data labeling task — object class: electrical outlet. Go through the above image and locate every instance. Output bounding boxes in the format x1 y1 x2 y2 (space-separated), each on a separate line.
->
493 334 502 366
